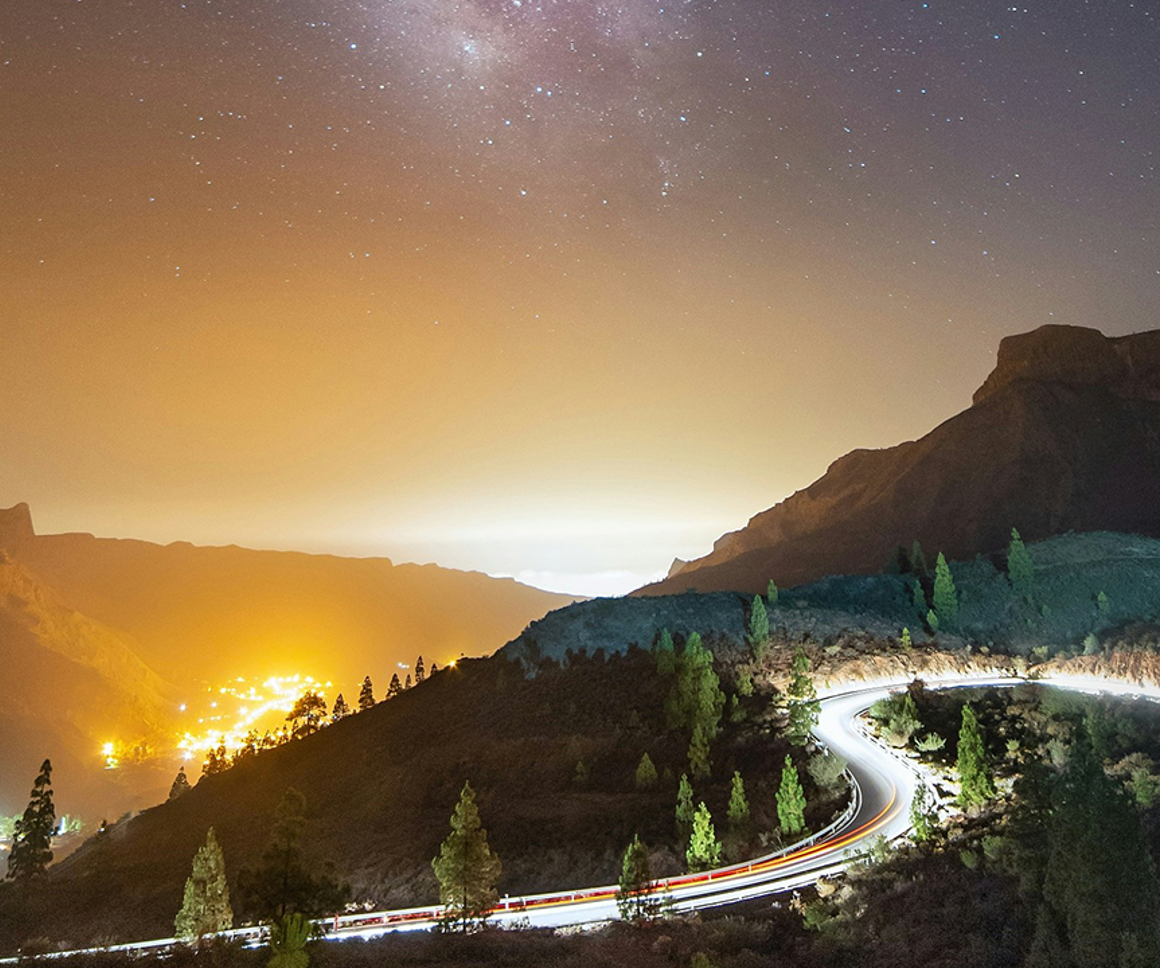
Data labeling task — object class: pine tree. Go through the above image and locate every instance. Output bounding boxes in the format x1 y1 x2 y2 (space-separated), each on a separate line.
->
1097 590 1110 613
747 595 770 661
634 753 658 790
405 674 412 690
767 579 779 605
786 646 820 746
286 691 327 739
430 662 439 674
956 704 995 809
387 674 403 699
910 540 928 576
358 676 375 711
686 802 721 871
777 756 806 836
1042 732 1160 967
926 608 939 633
727 771 750 828
431 781 502 929
655 628 676 677
688 723 712 779
933 552 958 629
1007 527 1034 602
238 788 348 925
909 784 938 842
414 656 426 683
616 834 658 921
169 766 191 801
900 627 912 650
175 827 233 939
330 694 350 723
912 578 926 613
6 759 55 886
675 773 695 840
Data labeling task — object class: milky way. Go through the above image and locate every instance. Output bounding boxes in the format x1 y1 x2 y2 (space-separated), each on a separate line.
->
2 0 1159 592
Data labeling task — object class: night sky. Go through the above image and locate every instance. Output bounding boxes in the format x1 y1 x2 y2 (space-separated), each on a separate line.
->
2 0 1158 594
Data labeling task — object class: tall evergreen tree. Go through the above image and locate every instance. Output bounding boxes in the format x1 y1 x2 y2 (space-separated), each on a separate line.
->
688 723 712 779
168 766 191 801
686 802 721 871
1040 733 1160 968
358 676 375 711
634 753 658 790
767 579 779 605
910 540 929 576
912 578 927 613
405 674 412 690
6 759 55 886
414 656 426 683
655 628 676 677
175 827 233 939
387 674 403 699
432 781 502 929
615 834 658 921
330 694 350 723
776 756 806 836
786 646 820 746
727 771 750 828
1007 527 1034 602
956 704 995 809
238 788 348 926
747 595 770 661
675 773 695 840
932 552 959 629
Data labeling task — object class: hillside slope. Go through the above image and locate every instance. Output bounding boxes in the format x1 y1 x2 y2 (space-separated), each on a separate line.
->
639 325 1160 595
0 555 176 820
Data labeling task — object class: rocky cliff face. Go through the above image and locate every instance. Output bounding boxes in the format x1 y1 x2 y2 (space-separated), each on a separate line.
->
640 325 1160 596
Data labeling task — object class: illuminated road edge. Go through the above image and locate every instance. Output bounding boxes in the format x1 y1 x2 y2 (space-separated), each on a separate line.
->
7 668 1148 960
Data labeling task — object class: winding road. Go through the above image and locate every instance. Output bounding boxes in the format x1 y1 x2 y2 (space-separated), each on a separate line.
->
8 668 1139 959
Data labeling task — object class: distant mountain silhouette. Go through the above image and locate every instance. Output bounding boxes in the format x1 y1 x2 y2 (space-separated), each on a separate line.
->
639 325 1160 596
0 507 574 818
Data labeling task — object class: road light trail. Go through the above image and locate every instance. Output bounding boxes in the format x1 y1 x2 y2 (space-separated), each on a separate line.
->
10 669 1137 959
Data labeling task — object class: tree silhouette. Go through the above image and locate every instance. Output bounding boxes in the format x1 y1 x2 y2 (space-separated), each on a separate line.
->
6 759 55 886
287 691 327 739
238 788 348 926
168 766 191 801
330 694 350 723
387 674 403 699
414 656 426 683
358 676 375 711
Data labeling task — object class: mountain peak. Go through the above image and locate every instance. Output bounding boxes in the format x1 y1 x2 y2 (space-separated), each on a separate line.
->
0 502 35 551
973 324 1160 406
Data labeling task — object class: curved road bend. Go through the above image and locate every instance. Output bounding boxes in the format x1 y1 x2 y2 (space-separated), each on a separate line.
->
8 672 1081 958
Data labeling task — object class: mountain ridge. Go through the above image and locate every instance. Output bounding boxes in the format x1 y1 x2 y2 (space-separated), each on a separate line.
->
640 324 1160 596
